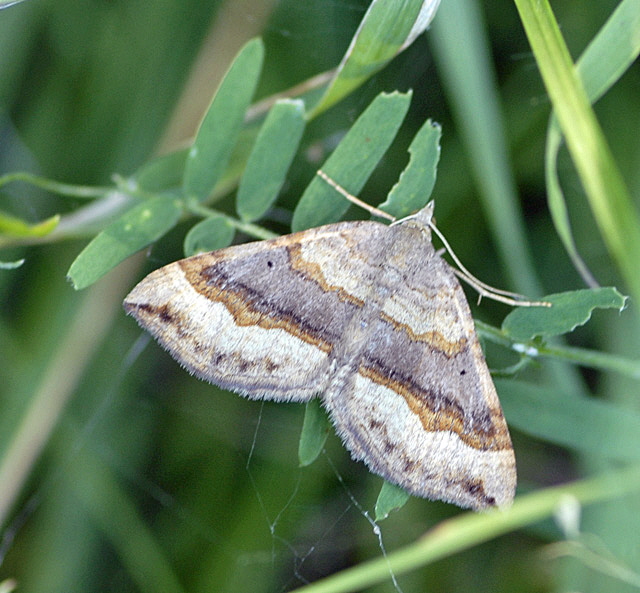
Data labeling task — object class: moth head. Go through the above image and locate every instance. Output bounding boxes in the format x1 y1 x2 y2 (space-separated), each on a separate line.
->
394 201 435 237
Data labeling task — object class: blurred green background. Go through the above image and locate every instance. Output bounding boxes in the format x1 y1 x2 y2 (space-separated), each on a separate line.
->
1 0 639 592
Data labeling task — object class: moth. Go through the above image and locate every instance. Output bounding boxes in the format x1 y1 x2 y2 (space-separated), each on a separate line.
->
124 188 517 510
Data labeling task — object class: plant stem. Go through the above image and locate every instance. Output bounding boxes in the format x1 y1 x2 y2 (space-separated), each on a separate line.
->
476 320 640 380
290 464 640 593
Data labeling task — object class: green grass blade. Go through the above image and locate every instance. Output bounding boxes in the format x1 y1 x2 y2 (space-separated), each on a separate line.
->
572 0 640 107
514 0 640 305
545 0 640 287
429 0 542 296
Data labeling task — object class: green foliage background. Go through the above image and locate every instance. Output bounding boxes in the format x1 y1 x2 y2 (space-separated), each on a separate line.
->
1 1 639 592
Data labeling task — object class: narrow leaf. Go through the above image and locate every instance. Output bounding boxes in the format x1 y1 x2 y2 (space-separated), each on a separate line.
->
214 126 264 199
183 215 235 257
298 399 330 467
378 119 441 219
429 0 542 297
545 0 640 287
68 197 181 289
237 99 306 222
309 0 440 117
375 481 410 521
502 288 627 342
514 0 640 305
183 38 264 201
292 91 411 231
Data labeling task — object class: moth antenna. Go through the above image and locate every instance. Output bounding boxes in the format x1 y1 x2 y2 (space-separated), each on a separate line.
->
428 221 550 308
316 170 396 222
317 169 549 308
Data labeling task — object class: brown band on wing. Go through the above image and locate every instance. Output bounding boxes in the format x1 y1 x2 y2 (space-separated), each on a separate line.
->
357 364 512 451
180 258 335 354
286 243 366 309
380 311 468 357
